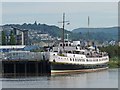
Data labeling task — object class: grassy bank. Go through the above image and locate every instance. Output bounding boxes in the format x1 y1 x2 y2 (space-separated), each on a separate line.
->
108 57 120 68
99 45 120 68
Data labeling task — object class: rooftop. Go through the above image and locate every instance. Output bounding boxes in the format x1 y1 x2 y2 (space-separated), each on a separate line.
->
0 45 26 49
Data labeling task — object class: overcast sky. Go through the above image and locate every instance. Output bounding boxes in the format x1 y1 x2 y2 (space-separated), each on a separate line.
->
1 2 118 30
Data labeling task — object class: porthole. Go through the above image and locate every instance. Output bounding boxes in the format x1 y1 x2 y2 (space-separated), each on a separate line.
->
53 59 55 62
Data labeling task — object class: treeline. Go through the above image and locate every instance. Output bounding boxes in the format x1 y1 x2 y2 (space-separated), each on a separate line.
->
99 45 120 68
8 22 71 38
2 31 16 45
3 23 118 42
99 45 119 58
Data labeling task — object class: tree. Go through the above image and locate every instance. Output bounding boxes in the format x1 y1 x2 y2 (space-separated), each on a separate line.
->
10 30 16 45
34 21 37 25
2 31 6 45
99 45 119 58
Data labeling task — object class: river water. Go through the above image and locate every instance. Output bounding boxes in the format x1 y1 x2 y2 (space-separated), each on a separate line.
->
0 69 118 88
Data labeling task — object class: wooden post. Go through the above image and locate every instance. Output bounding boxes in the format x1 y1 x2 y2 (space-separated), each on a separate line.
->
25 62 27 77
14 62 16 77
2 61 4 77
36 61 38 76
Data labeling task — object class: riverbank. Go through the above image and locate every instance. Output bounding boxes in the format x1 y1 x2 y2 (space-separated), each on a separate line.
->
109 57 120 68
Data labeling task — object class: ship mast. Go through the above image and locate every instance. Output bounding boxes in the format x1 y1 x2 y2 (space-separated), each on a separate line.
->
58 13 69 49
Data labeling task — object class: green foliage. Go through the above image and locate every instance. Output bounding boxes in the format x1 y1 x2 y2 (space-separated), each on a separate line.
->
32 49 44 52
10 23 71 38
59 54 65 56
109 57 119 68
9 30 16 45
72 27 118 41
99 45 120 68
99 45 119 58
2 31 6 45
4 24 118 42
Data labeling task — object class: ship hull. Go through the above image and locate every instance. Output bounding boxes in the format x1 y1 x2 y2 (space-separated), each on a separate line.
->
51 62 108 74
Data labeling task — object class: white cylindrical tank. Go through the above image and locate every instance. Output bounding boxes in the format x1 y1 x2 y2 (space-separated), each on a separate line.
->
73 41 80 46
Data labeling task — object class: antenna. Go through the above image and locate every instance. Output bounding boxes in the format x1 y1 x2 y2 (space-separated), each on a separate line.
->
88 16 90 27
88 16 90 40
58 13 69 49
87 16 90 45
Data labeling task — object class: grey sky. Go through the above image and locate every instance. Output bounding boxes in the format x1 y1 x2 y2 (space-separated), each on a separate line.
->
2 2 118 30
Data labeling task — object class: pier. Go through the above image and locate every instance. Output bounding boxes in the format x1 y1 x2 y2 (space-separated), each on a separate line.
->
2 60 51 77
1 51 51 77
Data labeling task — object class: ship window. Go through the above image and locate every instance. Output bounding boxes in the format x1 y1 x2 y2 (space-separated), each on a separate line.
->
53 59 55 62
69 44 71 46
87 53 89 55
70 58 72 61
60 44 62 46
76 47 78 49
73 58 74 61
68 51 72 53
82 52 84 54
66 44 68 46
53 54 55 56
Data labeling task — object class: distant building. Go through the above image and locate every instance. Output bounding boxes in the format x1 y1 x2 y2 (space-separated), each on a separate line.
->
39 33 49 40
14 29 28 45
0 45 26 52
2 26 29 45
0 45 39 52
109 40 116 46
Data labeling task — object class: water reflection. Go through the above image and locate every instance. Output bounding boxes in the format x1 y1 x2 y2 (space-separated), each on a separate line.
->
2 69 118 88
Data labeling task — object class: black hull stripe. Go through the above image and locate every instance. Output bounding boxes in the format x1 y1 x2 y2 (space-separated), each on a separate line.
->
51 62 108 70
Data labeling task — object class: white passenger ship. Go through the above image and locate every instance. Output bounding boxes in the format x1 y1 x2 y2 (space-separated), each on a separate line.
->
49 13 109 74
49 41 109 74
